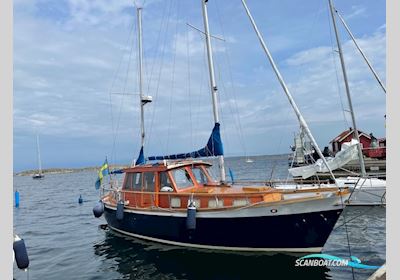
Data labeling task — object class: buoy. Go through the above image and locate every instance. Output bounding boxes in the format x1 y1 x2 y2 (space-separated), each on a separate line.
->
186 200 197 230
93 200 104 218
116 200 124 220
15 191 20 208
78 195 83 204
13 235 29 270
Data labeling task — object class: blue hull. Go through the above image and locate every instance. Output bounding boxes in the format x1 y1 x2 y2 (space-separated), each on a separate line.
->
103 207 342 251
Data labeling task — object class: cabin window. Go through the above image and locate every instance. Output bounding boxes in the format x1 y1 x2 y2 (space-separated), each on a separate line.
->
160 172 173 192
171 168 194 189
170 197 181 208
208 199 224 208
204 166 217 183
123 172 155 191
233 199 248 207
142 172 155 192
133 173 142 191
192 167 208 185
123 173 134 190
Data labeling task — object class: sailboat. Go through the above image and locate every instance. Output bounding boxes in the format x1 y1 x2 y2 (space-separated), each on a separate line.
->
328 0 386 206
32 134 44 179
245 157 254 163
94 1 350 253
285 0 386 206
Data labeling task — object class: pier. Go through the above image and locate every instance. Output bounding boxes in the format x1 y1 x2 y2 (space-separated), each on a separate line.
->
368 264 386 280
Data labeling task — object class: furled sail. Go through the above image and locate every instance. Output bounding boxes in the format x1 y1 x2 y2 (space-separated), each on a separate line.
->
147 123 224 161
135 146 145 165
288 139 360 179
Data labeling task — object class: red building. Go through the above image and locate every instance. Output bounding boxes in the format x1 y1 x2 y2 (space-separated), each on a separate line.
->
330 128 386 159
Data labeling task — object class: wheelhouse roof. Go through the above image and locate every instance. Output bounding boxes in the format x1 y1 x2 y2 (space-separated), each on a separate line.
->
123 160 212 173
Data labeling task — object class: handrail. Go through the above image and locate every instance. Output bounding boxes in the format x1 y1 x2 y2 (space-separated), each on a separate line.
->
101 187 274 197
101 187 344 211
100 185 344 198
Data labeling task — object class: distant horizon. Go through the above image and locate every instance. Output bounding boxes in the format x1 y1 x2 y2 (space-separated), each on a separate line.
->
14 152 292 173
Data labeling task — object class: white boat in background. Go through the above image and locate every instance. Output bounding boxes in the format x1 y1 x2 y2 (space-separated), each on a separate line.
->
273 177 386 206
287 138 386 206
336 177 386 206
288 139 359 179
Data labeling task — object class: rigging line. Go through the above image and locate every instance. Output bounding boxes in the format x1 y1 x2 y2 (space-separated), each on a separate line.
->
268 135 284 181
285 132 298 184
215 52 235 151
147 0 174 151
134 6 142 153
186 16 193 147
326 3 349 129
165 0 181 154
109 20 137 164
145 0 169 99
112 17 138 164
214 0 247 158
214 53 230 151
334 207 383 241
193 35 207 148
108 20 136 164
337 189 356 280
335 9 386 95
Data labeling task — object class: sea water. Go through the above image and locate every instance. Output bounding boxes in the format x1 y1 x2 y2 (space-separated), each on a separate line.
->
13 155 385 279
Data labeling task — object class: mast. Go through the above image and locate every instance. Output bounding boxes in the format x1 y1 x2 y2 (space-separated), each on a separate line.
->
335 9 386 94
138 7 145 150
328 0 367 177
240 0 338 184
36 134 42 175
201 0 226 182
134 6 152 166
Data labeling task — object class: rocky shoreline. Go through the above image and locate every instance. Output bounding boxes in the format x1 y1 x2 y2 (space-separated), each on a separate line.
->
15 165 129 176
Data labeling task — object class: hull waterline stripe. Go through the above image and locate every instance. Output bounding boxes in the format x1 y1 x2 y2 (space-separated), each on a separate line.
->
108 225 323 253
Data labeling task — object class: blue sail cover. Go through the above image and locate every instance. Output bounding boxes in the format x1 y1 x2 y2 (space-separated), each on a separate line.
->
110 169 125 174
135 146 145 165
147 123 224 161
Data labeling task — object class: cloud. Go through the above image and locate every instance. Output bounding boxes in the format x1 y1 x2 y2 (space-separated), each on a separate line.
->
13 0 385 170
345 5 367 20
281 26 386 124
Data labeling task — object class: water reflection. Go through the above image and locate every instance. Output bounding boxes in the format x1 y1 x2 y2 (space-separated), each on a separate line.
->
94 228 330 280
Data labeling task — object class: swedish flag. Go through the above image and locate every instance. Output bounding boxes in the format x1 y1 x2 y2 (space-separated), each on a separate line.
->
95 159 109 189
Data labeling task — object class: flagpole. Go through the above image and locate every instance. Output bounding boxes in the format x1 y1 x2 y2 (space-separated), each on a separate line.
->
106 156 112 181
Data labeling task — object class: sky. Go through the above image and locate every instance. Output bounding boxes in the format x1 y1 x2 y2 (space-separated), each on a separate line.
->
13 0 386 172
